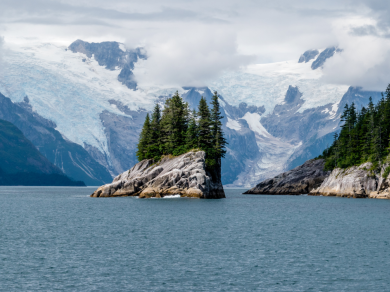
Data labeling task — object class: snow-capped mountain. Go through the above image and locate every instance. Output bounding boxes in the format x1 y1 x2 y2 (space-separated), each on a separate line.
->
0 40 382 186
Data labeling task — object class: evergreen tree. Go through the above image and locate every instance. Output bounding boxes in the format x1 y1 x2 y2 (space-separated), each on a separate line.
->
197 97 213 165
136 113 151 161
135 91 228 170
148 103 162 160
210 91 227 163
185 110 198 150
320 85 390 171
160 91 189 155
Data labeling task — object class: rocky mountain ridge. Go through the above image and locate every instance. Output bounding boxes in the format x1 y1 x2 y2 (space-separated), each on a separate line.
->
91 151 225 199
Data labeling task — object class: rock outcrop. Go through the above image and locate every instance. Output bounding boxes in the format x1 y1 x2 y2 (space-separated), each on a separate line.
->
91 151 225 199
310 162 390 199
244 159 329 195
309 163 377 198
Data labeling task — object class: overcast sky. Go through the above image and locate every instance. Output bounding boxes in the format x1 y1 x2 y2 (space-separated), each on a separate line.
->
1 0 390 90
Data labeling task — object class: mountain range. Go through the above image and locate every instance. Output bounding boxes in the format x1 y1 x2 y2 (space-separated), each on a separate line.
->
0 40 383 186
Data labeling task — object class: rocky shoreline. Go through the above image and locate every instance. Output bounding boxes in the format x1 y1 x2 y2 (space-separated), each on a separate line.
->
245 159 390 199
310 162 390 199
91 151 225 199
244 159 330 195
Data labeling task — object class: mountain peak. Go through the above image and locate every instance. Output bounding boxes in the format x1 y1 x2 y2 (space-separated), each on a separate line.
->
298 49 319 63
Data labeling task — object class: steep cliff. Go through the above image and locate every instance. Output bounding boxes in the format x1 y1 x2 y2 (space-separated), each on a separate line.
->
244 159 329 195
91 151 225 199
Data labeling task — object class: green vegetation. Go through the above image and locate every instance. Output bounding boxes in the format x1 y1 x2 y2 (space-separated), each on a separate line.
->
136 91 227 169
319 84 390 171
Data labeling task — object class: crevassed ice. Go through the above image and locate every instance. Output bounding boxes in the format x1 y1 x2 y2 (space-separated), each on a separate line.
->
210 61 349 115
0 42 181 153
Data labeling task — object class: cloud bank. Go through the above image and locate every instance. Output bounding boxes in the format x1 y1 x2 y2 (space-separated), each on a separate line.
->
1 0 390 90
132 29 255 87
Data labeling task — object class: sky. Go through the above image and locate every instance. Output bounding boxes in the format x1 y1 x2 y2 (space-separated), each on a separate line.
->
1 0 390 90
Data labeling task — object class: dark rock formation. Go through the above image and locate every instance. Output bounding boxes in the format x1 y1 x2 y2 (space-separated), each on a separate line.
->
91 151 225 199
311 47 342 70
298 49 319 63
69 39 147 90
244 159 329 195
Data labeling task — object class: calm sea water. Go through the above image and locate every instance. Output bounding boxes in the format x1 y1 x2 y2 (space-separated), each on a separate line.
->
1 187 389 291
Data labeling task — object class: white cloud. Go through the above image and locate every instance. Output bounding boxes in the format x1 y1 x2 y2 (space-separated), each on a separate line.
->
321 18 390 91
1 0 390 90
0 36 4 68
132 28 255 87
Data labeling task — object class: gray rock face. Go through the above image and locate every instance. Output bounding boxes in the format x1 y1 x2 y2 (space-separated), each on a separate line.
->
298 49 319 63
310 162 386 198
244 159 329 195
69 40 146 90
91 151 225 199
98 100 147 175
311 47 342 70
261 86 335 145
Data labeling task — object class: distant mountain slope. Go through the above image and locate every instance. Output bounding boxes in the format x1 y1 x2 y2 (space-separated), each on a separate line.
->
0 93 112 186
0 119 85 186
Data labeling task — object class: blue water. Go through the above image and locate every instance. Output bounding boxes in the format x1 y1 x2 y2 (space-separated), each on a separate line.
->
1 187 389 291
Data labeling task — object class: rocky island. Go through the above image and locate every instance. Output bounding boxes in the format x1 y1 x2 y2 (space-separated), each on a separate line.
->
91 150 225 198
92 91 227 199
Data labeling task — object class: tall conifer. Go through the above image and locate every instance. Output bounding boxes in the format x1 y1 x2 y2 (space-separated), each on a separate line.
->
136 113 151 161
210 91 227 163
197 97 213 165
185 110 198 150
148 103 162 160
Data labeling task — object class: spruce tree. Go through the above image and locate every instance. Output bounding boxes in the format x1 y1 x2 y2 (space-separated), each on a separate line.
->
197 97 213 165
160 91 189 156
210 91 227 163
148 103 162 160
136 113 151 161
185 110 198 150
320 86 390 170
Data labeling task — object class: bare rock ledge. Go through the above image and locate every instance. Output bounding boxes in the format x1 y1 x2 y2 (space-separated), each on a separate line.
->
310 162 390 199
91 151 225 199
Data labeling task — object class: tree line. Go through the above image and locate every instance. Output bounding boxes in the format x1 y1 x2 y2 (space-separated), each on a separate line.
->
136 91 227 169
319 85 390 170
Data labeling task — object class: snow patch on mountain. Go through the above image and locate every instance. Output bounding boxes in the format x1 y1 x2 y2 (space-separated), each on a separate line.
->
241 112 272 138
226 117 242 131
